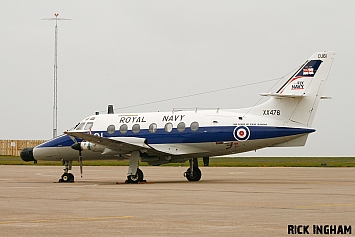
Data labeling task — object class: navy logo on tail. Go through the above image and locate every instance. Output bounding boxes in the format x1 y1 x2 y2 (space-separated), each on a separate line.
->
233 126 250 141
277 59 323 94
296 60 322 78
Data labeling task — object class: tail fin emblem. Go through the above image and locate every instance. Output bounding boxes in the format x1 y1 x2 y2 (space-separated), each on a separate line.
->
303 68 314 75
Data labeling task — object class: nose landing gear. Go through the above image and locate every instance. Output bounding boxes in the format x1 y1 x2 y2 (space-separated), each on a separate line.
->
59 160 74 183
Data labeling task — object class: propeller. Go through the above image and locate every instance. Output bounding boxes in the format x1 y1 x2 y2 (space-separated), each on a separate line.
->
71 142 83 178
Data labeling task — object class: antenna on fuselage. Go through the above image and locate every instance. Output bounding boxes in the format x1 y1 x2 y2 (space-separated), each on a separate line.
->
108 104 114 114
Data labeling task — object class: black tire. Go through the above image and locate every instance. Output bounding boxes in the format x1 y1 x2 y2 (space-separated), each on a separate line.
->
185 167 201 182
60 173 74 182
126 168 144 183
68 173 75 182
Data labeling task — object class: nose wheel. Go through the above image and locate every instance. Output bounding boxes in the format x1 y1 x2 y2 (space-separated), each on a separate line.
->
60 173 74 182
59 160 75 183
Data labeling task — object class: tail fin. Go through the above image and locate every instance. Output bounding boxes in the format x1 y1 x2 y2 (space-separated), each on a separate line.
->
276 52 333 96
249 51 335 127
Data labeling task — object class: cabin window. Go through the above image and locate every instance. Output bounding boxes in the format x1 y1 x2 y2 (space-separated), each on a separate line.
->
90 117 96 120
190 121 199 132
107 124 115 134
76 122 85 130
132 124 140 134
120 124 128 134
84 122 93 130
177 122 185 132
149 123 157 133
164 122 173 133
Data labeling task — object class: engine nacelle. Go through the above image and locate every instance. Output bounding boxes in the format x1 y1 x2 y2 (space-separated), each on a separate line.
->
80 142 105 152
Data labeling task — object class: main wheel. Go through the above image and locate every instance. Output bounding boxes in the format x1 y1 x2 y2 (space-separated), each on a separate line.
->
185 167 201 181
126 168 144 183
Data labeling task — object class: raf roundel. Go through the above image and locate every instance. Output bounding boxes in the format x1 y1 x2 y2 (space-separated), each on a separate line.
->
233 126 250 141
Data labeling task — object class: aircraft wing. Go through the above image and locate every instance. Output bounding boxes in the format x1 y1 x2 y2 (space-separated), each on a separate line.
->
65 131 209 156
65 131 166 156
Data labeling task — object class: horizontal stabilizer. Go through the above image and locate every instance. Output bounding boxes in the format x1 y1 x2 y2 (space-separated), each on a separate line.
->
260 93 305 98
272 134 309 147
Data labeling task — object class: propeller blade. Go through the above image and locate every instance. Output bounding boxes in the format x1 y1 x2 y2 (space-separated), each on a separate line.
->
79 149 83 178
70 142 83 178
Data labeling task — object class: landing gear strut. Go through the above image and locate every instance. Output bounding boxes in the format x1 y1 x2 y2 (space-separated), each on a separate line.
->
125 151 145 183
184 158 202 181
59 160 74 183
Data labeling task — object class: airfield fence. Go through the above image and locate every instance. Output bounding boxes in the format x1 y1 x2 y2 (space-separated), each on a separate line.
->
0 140 47 156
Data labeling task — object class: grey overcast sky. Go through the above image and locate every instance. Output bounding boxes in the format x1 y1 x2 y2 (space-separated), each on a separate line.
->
1 1 354 157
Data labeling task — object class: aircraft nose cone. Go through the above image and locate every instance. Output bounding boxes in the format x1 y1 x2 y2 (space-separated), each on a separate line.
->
20 147 36 162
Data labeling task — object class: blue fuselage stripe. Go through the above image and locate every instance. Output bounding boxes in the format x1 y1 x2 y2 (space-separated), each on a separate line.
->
37 126 315 148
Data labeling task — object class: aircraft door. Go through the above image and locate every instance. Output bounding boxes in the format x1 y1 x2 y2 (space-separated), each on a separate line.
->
211 116 238 155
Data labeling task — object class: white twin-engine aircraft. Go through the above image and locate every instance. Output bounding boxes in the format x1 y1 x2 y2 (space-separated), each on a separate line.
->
21 51 335 183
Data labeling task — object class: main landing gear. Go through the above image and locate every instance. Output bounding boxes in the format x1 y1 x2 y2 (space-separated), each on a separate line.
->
125 154 202 183
125 151 145 184
125 168 144 184
184 158 202 182
59 160 75 183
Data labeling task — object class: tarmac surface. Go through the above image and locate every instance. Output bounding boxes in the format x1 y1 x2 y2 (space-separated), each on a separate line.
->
0 165 354 236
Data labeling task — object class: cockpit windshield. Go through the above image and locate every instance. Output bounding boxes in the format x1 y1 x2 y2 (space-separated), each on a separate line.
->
68 119 95 131
70 122 80 131
75 122 86 130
